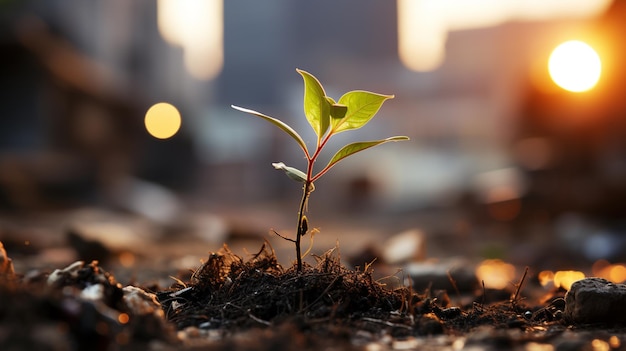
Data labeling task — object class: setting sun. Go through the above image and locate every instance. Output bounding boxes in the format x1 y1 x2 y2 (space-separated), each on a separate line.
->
548 40 602 93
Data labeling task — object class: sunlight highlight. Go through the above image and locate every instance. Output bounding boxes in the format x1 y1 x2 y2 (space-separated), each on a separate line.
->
145 102 182 139
397 0 446 72
549 40 602 92
157 0 223 80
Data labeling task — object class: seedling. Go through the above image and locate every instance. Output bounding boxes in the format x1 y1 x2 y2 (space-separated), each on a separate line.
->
232 69 409 272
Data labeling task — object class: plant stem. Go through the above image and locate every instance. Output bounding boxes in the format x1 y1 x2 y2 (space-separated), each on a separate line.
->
295 135 328 272
295 180 312 272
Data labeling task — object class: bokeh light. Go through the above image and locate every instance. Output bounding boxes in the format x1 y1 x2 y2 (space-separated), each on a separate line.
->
475 259 516 290
553 270 585 290
592 260 626 283
539 270 586 290
548 40 601 93
591 339 610 351
118 313 130 324
144 102 182 139
609 336 621 349
538 270 555 287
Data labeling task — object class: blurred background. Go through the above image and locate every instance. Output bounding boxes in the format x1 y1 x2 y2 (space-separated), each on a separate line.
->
1 0 626 279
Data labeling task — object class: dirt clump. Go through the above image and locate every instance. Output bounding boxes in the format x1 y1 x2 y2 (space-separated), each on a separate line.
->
158 244 416 334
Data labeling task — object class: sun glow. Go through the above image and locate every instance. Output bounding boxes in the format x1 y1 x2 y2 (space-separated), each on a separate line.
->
397 0 611 72
548 40 602 92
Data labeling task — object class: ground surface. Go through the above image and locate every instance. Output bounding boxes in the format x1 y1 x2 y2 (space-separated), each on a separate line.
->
1 206 626 350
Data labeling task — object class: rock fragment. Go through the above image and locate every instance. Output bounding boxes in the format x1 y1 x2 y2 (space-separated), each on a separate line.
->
46 260 85 286
405 260 479 293
564 277 626 324
123 285 164 318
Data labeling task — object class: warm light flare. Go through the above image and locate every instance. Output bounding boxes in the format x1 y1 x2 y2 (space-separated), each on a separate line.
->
118 313 130 324
541 264 626 292
608 265 626 283
145 102 182 139
553 270 585 290
118 252 136 268
525 342 555 351
593 260 626 283
591 339 610 351
538 270 586 290
549 40 602 92
609 336 621 349
538 270 555 287
475 259 516 290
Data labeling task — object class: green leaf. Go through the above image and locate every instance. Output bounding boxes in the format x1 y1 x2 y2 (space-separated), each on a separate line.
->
322 136 409 174
332 90 394 134
272 162 307 183
297 69 330 141
231 105 309 158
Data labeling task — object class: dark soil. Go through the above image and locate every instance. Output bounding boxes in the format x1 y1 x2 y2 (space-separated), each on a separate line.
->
1 240 626 351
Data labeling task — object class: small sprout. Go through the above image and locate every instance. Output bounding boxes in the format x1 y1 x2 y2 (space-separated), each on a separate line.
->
272 162 307 183
233 69 409 272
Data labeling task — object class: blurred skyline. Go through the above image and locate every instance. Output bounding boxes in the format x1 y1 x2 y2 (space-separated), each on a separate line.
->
0 0 622 229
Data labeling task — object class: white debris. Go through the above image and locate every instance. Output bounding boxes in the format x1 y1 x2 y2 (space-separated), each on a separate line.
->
123 285 164 318
47 261 85 285
80 284 105 301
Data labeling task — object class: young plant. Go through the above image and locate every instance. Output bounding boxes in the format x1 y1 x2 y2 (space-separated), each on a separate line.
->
232 69 409 272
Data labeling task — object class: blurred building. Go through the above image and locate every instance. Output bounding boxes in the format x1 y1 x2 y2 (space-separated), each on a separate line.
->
0 0 620 229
